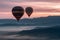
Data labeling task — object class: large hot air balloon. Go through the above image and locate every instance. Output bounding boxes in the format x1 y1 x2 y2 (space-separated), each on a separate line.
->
12 6 24 21
25 7 33 17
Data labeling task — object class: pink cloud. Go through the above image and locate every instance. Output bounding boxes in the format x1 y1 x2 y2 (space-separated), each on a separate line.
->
0 0 60 19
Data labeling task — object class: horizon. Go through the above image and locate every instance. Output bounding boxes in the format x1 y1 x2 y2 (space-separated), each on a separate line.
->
0 15 59 19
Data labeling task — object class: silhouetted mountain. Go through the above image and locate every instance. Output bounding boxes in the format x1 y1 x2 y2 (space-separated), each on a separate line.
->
0 16 60 26
17 25 60 37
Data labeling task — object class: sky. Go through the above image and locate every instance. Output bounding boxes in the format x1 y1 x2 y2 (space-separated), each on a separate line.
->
0 0 60 19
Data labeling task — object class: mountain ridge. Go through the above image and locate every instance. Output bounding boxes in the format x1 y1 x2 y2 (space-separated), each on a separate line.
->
17 25 60 37
0 16 60 26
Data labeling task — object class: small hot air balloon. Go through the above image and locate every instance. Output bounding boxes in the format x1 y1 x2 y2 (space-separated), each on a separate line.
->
12 6 24 21
25 7 33 17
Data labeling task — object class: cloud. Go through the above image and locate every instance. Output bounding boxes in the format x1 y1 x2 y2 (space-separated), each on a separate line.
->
8 0 60 3
35 8 60 12
0 4 11 12
23 0 60 3
5 0 60 3
0 0 60 12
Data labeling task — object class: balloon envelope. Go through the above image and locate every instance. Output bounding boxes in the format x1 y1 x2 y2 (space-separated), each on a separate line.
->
25 7 33 17
12 6 24 21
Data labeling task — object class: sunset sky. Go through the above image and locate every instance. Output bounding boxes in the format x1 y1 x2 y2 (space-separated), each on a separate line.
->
0 0 60 19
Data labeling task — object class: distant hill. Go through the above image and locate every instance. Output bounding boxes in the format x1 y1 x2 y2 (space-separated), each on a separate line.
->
0 16 60 26
17 25 60 37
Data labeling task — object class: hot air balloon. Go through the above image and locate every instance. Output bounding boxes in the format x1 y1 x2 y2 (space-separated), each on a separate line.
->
25 7 33 17
12 6 24 21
